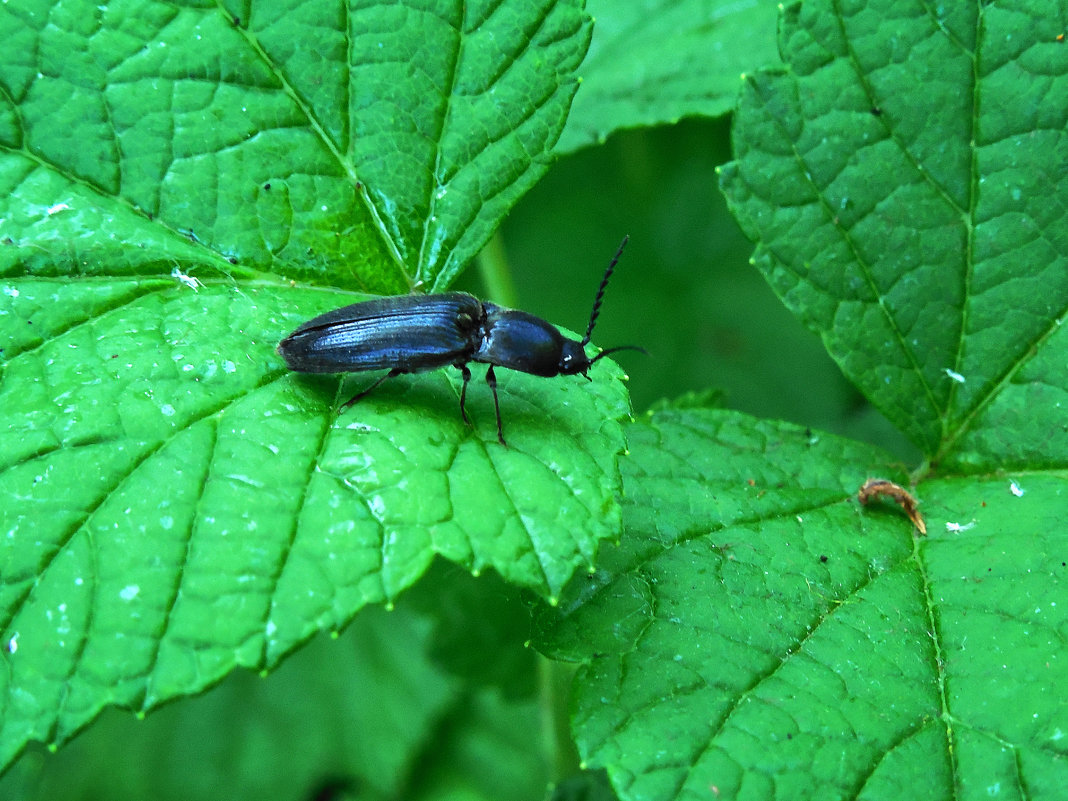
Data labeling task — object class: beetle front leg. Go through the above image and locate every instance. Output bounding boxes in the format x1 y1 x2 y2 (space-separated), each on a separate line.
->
485 365 506 446
339 368 403 412
457 363 473 425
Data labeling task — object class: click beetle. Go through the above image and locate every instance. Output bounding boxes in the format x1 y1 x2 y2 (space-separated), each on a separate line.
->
277 237 641 445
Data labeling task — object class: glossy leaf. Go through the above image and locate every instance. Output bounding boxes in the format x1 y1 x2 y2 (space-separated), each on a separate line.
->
536 0 1068 798
2 575 549 801
0 0 625 773
538 408 1067 800
559 0 780 152
720 0 1068 466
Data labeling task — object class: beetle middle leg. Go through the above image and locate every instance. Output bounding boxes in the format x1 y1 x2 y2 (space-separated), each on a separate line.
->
339 368 403 412
457 363 506 445
485 365 506 446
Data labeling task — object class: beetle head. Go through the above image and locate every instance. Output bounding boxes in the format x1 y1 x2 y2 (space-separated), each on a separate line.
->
559 339 593 376
560 340 647 377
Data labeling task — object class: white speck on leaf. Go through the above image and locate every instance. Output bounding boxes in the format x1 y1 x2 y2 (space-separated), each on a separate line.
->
944 368 965 383
171 267 202 291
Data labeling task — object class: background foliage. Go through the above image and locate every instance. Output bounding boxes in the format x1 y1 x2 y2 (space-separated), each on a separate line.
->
2 1 1066 800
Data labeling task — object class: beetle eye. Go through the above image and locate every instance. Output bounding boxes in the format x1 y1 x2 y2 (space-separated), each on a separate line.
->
559 341 590 375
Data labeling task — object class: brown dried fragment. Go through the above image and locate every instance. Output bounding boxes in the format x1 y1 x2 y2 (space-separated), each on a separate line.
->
858 478 927 535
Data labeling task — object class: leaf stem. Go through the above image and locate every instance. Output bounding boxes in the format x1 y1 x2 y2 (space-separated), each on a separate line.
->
475 232 519 308
537 653 582 783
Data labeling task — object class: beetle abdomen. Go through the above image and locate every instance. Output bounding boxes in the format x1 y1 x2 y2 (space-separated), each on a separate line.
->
278 293 484 373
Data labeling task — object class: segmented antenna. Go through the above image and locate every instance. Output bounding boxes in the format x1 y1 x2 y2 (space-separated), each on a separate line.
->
581 235 629 346
590 344 648 364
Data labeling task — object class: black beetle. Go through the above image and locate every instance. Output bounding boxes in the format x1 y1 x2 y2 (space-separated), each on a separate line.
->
277 237 641 444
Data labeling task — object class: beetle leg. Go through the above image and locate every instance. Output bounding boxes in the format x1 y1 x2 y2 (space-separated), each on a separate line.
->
339 368 403 412
457 364 472 424
485 365 506 446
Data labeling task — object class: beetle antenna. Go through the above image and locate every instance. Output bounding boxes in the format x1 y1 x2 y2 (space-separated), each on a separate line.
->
590 344 648 364
581 235 629 346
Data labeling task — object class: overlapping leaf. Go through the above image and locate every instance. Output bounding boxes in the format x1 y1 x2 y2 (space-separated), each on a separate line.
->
559 0 780 152
536 2 1068 799
539 407 1066 801
1 573 547 800
0 0 626 773
720 0 1068 467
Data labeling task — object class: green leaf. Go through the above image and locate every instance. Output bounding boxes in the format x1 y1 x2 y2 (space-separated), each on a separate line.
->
2 588 549 801
719 0 1068 468
557 0 781 153
537 408 1067 800
532 1 1068 798
342 0 593 290
0 0 626 773
1 0 591 292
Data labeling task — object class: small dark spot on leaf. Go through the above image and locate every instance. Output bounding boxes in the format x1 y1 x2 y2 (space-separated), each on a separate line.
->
228 256 238 264
304 776 358 801
819 555 828 563
871 106 883 116
264 182 271 190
